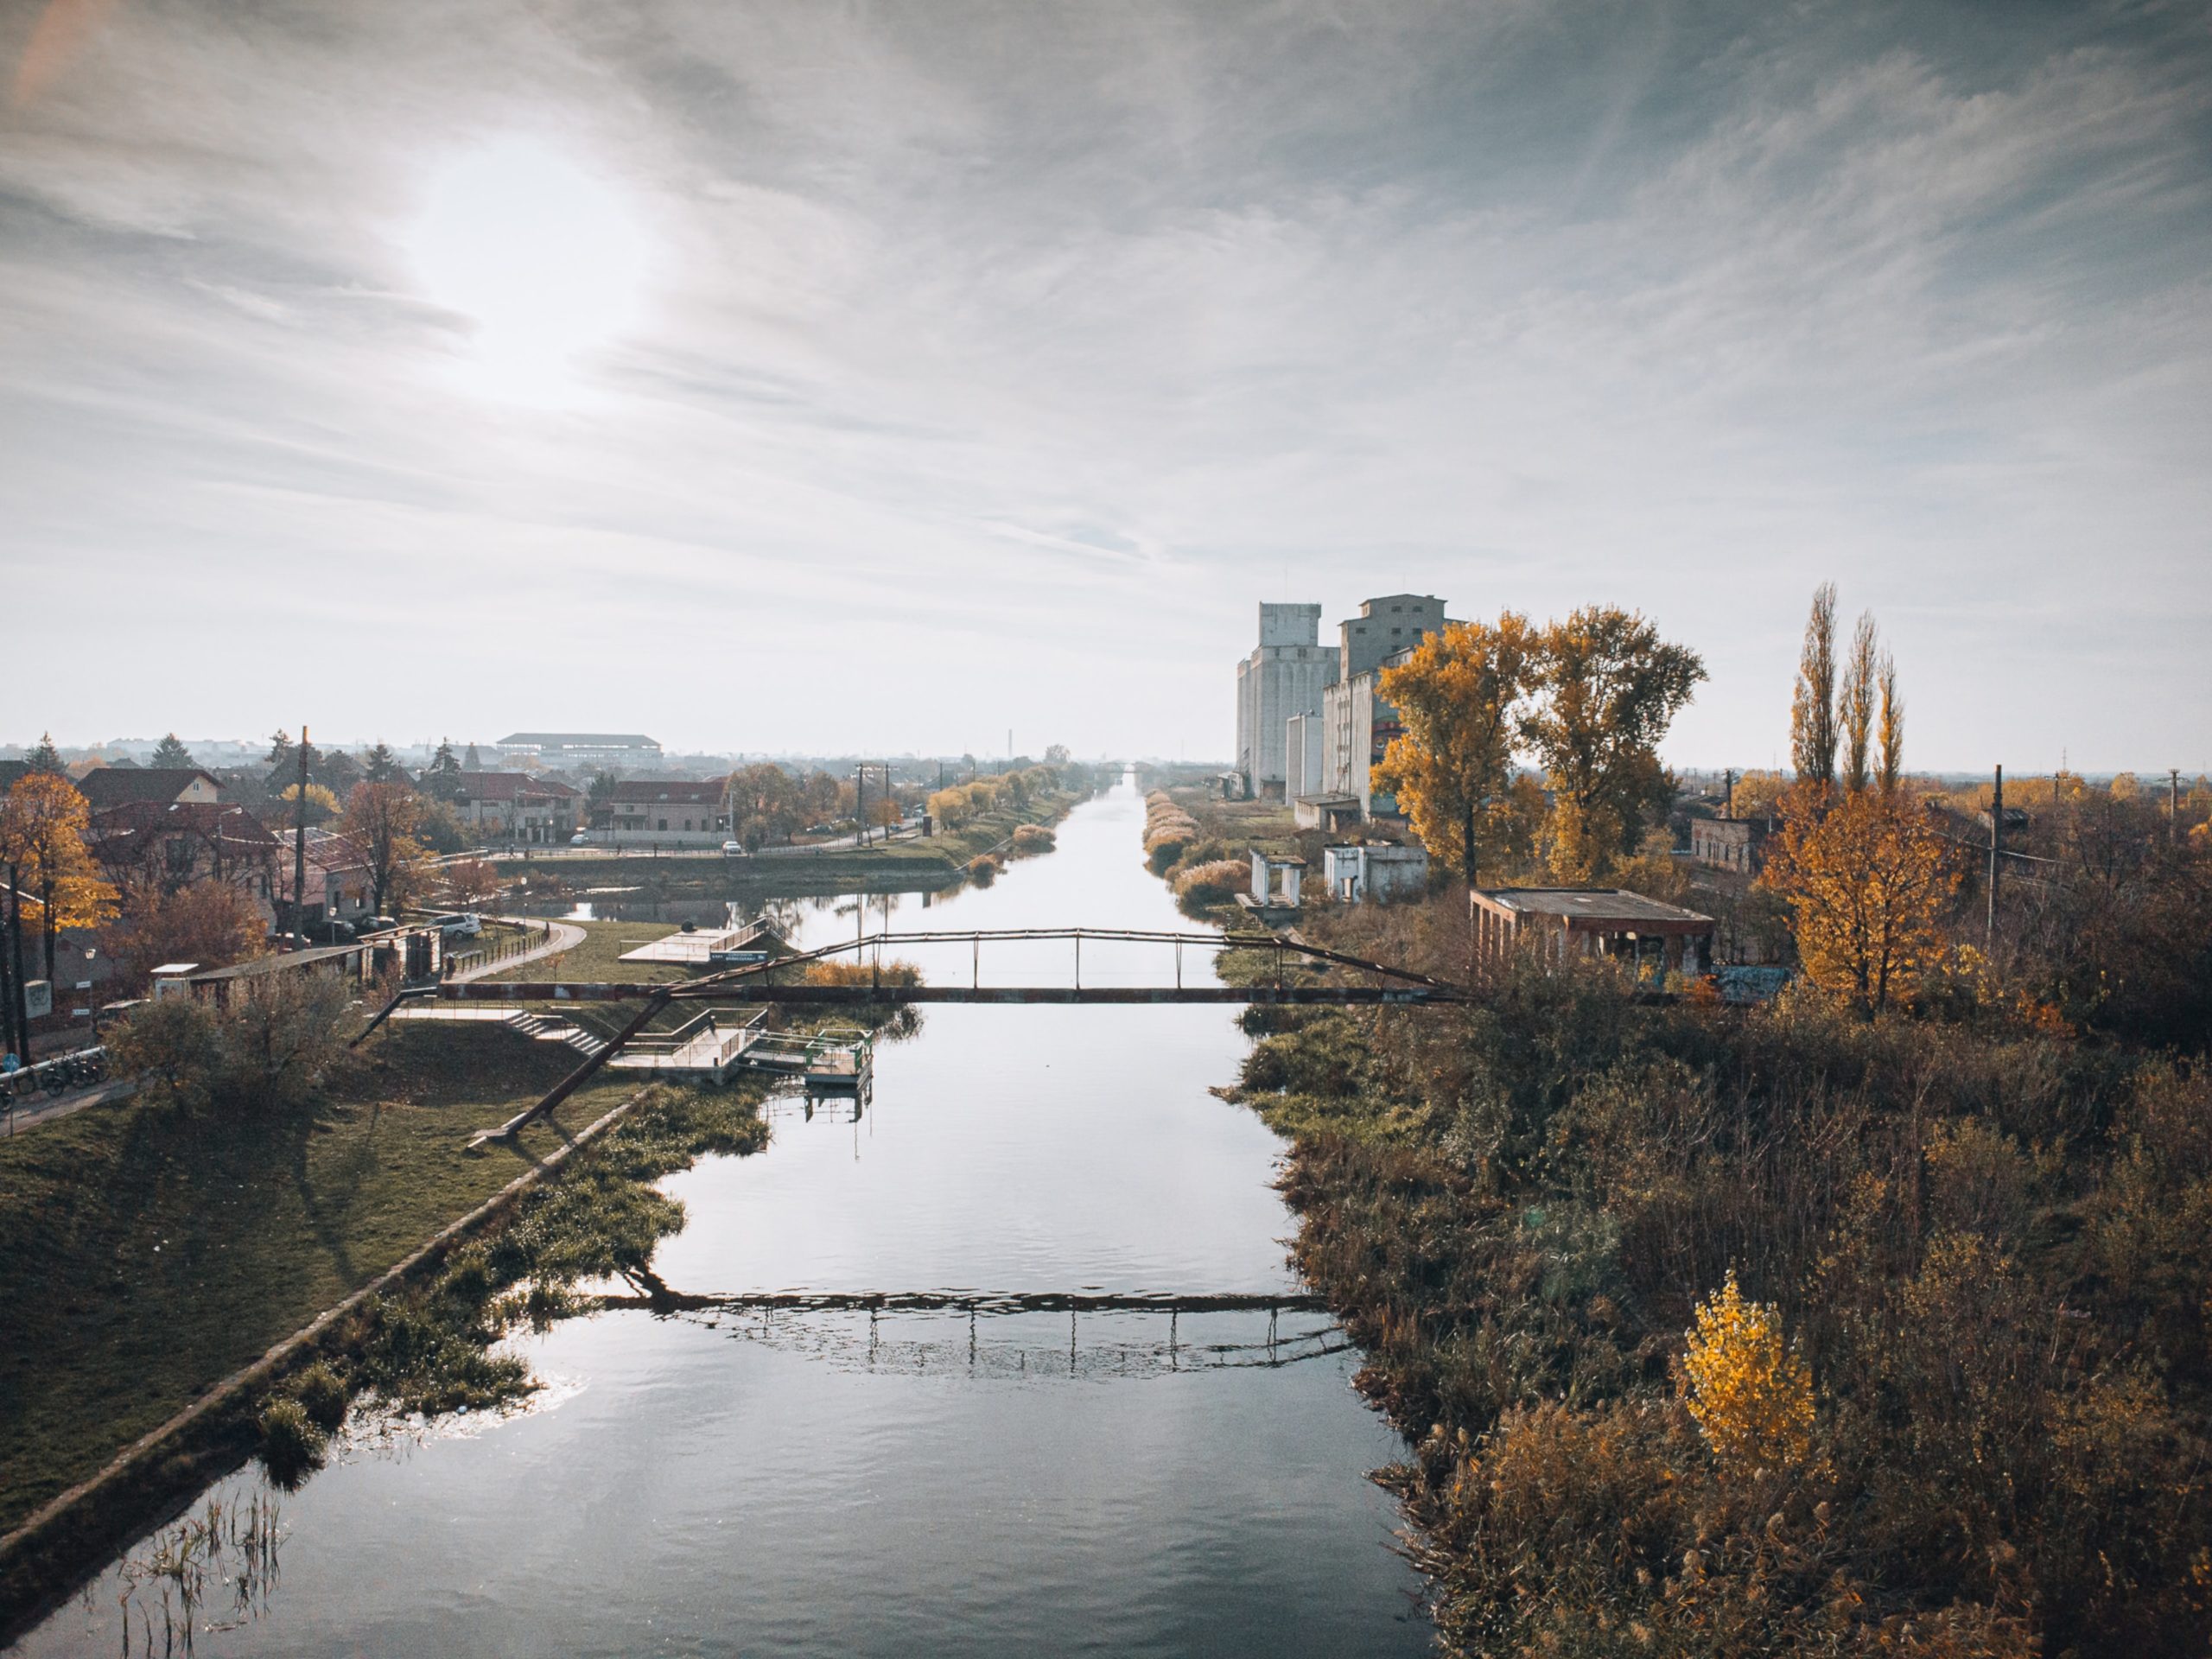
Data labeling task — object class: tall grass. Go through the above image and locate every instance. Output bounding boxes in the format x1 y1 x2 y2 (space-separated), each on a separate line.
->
1236 928 2212 1655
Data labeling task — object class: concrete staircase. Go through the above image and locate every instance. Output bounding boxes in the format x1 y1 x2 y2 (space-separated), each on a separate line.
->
509 1011 607 1058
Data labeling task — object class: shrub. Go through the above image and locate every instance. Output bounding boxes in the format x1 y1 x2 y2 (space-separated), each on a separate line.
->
968 855 1001 885
256 1395 326 1486
1173 858 1250 913
108 970 356 1114
1680 1271 1815 1474
1010 823 1056 856
290 1360 351 1432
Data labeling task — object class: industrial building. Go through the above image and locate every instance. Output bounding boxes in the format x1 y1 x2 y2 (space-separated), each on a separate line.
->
1234 594 1456 811
1233 604 1337 799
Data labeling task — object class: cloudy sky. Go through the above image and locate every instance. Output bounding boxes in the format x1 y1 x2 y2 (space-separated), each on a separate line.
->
3 0 2207 769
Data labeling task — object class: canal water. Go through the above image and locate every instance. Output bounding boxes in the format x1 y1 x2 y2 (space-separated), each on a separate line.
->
16 778 1427 1656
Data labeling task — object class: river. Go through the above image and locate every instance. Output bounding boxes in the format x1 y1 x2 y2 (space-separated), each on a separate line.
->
16 776 1427 1656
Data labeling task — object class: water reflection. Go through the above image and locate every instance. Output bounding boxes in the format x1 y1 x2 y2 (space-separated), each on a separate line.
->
16 778 1428 1658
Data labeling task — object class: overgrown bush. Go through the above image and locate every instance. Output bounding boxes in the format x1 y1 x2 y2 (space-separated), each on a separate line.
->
108 971 356 1114
1143 791 1200 874
1172 857 1249 914
1243 943 2210 1656
289 1361 350 1433
968 855 1001 885
1009 823 1056 856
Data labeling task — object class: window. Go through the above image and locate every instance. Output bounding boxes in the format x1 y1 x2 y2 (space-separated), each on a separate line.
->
658 818 668 831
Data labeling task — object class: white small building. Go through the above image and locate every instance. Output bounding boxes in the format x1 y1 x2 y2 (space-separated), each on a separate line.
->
1322 842 1430 902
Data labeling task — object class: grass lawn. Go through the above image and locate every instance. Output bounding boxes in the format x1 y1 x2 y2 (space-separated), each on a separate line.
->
0 1023 636 1535
491 918 695 986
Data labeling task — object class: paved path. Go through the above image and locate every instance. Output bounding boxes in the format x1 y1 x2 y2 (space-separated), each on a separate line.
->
3 1076 137 1136
446 917 588 982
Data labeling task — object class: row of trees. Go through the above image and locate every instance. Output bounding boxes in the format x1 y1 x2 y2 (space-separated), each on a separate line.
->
1370 606 1707 887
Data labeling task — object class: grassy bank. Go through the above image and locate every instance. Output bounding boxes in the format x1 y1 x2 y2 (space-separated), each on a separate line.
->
0 1023 635 1537
1220 891 2212 1656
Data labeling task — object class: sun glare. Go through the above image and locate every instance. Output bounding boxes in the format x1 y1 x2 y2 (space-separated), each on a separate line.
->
408 137 646 401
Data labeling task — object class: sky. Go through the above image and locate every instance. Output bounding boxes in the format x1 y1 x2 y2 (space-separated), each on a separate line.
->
2 0 2207 771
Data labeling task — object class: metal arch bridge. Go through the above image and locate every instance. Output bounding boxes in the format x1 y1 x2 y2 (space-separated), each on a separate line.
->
362 925 1469 1141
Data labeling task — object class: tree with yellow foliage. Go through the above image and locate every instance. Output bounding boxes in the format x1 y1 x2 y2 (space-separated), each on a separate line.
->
1372 614 1539 885
1763 786 1957 1014
1682 1271 1815 1473
0 772 118 982
1522 607 1705 884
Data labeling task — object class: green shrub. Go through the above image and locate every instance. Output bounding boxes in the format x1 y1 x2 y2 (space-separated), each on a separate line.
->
289 1361 351 1433
256 1396 326 1486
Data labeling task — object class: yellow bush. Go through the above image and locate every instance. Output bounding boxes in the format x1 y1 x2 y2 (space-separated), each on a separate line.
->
1681 1272 1814 1473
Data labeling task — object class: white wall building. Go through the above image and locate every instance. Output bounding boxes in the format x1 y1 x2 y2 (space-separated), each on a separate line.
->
1234 603 1337 799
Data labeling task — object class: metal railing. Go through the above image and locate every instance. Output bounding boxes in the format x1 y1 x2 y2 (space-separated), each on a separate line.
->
442 918 553 979
1 1044 110 1125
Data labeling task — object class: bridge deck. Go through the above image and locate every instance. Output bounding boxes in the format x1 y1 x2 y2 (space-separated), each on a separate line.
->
442 982 1464 1006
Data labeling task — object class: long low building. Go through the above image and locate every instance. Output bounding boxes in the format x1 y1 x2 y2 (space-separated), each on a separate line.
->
1470 887 1715 976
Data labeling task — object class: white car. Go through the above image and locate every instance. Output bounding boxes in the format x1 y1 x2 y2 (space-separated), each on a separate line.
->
430 912 483 938
722 840 746 855
569 832 590 846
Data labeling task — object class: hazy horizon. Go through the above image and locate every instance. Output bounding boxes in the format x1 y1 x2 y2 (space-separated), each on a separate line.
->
4 1 2208 772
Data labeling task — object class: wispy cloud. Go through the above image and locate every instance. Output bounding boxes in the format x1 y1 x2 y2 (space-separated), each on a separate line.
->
1 0 2207 765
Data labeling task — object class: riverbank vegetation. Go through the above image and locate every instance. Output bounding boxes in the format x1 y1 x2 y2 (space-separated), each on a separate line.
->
1185 586 2212 1651
1236 951 2212 1654
0 1020 635 1539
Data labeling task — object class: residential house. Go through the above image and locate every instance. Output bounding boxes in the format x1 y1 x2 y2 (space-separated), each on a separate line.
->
86 800 283 918
603 779 731 847
274 828 376 929
453 772 581 844
78 768 225 810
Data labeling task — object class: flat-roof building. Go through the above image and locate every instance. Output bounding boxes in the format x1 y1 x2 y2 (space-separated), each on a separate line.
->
1471 887 1715 976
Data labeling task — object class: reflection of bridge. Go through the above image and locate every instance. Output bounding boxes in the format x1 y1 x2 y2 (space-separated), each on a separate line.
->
380 926 1465 1142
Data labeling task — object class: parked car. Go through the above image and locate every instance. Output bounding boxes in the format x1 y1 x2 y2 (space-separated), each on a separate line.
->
569 831 591 846
721 840 746 855
353 915 400 936
429 912 483 938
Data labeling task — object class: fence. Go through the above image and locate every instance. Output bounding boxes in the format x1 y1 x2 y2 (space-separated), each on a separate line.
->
442 918 553 980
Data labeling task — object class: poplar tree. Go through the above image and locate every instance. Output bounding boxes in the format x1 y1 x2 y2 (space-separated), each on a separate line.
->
1877 653 1904 795
1838 612 1879 793
1789 583 1839 791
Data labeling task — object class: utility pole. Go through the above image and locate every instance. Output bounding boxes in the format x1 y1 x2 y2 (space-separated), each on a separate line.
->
292 723 310 952
1723 768 1736 819
1986 763 2003 951
7 861 29 1064
854 762 866 850
2172 768 2183 845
